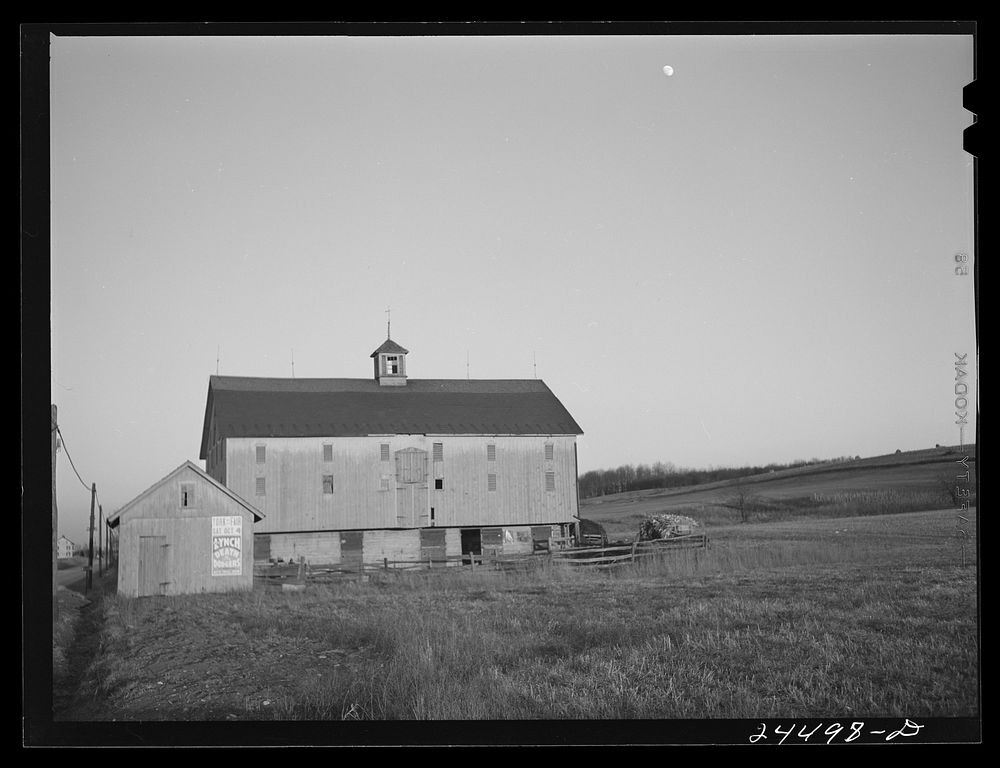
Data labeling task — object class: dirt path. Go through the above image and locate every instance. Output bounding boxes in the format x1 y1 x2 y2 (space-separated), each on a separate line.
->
53 583 115 721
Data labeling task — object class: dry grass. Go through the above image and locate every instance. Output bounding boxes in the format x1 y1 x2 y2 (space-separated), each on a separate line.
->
63 509 979 723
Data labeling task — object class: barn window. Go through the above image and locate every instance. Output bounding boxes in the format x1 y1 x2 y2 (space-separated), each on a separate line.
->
384 355 399 375
435 478 443 490
433 442 443 462
487 443 496 461
380 443 390 461
322 475 334 494
180 483 195 508
488 473 497 492
256 477 266 496
323 444 333 462
544 443 554 461
545 472 556 492
256 445 266 463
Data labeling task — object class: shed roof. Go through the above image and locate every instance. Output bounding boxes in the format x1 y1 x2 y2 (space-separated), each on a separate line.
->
200 376 583 458
107 461 264 528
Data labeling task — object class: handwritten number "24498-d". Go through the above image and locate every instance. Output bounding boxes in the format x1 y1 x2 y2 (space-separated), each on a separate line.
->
749 719 924 744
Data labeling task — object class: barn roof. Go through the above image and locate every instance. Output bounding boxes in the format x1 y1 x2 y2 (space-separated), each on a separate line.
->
107 461 264 528
199 376 584 459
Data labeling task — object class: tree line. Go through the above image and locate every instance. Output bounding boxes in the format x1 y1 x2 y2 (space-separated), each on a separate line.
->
578 456 857 499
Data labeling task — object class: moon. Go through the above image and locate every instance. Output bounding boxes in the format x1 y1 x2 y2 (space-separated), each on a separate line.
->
663 65 674 76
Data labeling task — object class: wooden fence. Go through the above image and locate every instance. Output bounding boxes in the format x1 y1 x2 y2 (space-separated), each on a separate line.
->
254 534 709 585
550 535 709 569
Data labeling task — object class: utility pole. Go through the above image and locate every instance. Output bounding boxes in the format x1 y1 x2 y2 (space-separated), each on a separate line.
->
98 504 103 577
52 405 58 621
87 483 96 594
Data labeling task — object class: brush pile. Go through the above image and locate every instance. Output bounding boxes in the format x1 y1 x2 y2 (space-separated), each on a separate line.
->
638 514 701 541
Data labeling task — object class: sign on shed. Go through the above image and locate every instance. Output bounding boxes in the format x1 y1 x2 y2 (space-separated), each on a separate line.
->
212 516 243 576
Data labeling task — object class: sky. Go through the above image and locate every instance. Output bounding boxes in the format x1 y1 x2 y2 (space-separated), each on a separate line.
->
47 30 977 546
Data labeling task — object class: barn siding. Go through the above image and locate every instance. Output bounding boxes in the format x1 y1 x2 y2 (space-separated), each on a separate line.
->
444 527 462 560
262 531 342 565
363 529 421 564
116 466 256 597
225 434 577 534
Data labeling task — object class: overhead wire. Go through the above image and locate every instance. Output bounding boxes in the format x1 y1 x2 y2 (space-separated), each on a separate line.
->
51 415 93 493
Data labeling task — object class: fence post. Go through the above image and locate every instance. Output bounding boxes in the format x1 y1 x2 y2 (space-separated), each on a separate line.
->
384 557 388 570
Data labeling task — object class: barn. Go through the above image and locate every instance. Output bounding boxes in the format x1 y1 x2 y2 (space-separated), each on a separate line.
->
107 461 263 597
199 335 584 568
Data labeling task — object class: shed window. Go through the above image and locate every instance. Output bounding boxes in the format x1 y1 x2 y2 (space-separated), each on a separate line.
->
180 483 195 508
322 475 334 494
256 445 266 463
488 473 497 492
380 443 390 461
487 443 496 461
256 477 266 496
433 442 443 462
544 443 554 461
545 472 556 492
435 478 443 490
380 476 392 491
323 444 333 462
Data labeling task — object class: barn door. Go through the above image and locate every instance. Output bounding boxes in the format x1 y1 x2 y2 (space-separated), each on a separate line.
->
138 536 167 596
340 530 363 573
395 448 429 527
255 534 271 563
419 528 446 565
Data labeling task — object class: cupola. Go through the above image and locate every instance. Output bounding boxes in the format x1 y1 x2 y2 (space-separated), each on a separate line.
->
370 337 409 386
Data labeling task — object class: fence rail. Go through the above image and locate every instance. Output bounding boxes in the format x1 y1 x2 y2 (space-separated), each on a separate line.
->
253 534 709 582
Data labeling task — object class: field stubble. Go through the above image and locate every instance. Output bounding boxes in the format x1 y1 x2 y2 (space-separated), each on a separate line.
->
61 509 978 722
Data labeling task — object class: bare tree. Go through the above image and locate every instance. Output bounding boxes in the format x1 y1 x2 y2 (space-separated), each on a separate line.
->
939 474 961 507
726 478 760 523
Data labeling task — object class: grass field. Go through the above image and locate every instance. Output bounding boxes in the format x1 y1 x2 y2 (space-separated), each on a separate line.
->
55 507 978 722
581 445 977 539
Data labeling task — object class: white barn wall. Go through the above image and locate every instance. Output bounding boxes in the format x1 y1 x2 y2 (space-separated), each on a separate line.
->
262 531 341 565
225 434 578 534
363 529 421 564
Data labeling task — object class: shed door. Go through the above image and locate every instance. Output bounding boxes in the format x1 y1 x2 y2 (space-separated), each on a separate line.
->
138 536 167 596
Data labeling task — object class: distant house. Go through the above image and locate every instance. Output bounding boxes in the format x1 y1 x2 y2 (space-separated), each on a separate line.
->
57 535 75 560
107 461 263 597
199 334 584 568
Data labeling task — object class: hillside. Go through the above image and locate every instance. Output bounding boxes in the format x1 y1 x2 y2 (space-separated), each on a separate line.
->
579 444 977 538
